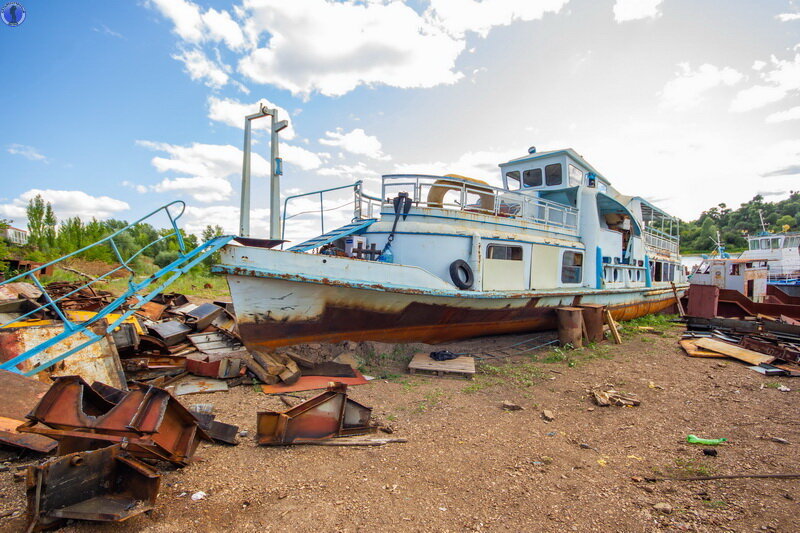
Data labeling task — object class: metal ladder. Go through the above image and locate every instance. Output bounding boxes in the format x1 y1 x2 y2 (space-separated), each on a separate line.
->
0 201 234 377
287 219 377 252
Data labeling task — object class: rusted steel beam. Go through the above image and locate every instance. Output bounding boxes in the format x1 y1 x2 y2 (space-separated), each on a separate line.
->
26 444 159 531
19 376 208 466
257 382 373 445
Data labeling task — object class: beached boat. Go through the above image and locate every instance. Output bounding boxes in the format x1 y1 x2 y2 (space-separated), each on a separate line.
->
215 147 687 349
739 232 800 287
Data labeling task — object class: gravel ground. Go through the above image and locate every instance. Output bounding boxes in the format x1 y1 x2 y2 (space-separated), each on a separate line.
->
1 323 798 532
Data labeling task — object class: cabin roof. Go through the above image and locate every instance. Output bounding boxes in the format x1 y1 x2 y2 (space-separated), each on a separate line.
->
499 148 609 183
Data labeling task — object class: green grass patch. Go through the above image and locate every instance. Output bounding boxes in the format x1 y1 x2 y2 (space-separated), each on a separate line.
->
414 389 444 413
653 458 716 478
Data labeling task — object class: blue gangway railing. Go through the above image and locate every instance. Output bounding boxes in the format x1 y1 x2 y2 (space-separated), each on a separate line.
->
0 200 234 377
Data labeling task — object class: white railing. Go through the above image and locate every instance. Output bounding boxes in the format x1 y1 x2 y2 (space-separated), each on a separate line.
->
381 174 579 234
644 227 679 254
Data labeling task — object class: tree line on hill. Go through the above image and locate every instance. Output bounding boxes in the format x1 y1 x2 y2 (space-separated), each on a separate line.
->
678 191 799 253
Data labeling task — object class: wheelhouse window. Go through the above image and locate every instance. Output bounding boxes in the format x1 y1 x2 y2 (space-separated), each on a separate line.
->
505 171 521 190
568 164 583 186
561 251 583 283
523 168 542 187
487 244 523 260
545 163 563 186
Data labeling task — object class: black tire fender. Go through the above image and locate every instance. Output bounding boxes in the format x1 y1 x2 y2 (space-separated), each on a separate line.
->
449 260 474 290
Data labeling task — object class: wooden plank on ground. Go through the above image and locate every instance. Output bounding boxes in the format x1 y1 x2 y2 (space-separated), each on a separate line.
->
679 339 728 358
695 338 775 365
604 310 622 344
407 352 475 379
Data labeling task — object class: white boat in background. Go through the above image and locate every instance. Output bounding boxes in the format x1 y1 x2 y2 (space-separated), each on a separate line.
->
216 143 687 349
739 232 800 287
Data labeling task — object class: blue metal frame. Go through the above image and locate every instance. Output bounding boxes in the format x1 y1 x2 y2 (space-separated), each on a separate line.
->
0 201 235 376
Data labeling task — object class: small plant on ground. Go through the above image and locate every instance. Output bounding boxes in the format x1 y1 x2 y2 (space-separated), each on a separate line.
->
414 389 444 413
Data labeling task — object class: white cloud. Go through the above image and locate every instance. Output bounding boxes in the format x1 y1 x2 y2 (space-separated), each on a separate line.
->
777 13 800 22
137 138 321 202
237 0 465 97
613 0 664 22
137 140 267 202
319 128 389 160
121 180 148 194
281 144 323 171
153 176 233 203
659 63 743 110
766 106 800 123
392 149 521 187
172 48 229 89
731 51 800 112
93 24 124 39
147 0 246 50
7 144 47 162
426 0 569 38
0 189 130 221
207 96 296 140
316 161 381 182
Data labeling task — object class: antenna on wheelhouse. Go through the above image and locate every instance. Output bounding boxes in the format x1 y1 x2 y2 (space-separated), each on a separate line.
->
758 209 768 235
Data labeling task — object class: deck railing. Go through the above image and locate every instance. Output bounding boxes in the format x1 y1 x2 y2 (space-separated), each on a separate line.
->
381 174 579 234
644 226 680 255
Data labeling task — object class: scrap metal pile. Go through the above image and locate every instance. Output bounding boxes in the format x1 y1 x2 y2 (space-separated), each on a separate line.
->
0 280 393 530
679 315 800 377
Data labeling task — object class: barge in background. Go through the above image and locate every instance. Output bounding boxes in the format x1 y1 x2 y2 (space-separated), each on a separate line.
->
215 147 687 349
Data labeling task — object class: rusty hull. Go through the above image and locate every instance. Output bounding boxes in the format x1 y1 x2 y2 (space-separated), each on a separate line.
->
26 444 159 530
257 382 373 445
19 376 208 466
233 279 678 349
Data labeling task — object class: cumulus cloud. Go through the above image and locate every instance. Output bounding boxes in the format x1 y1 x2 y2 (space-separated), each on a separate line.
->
237 0 464 97
7 144 47 162
147 0 246 50
121 180 148 194
319 128 389 160
659 63 743 110
137 138 322 202
0 189 130 221
171 48 230 89
777 13 800 22
613 0 664 22
391 149 521 186
731 51 800 112
766 106 800 123
426 0 569 38
137 140 267 202
207 96 296 140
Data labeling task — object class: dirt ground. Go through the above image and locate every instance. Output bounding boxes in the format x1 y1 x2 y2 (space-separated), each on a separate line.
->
1 322 798 532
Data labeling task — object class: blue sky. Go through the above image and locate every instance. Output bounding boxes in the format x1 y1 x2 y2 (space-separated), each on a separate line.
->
1 0 799 241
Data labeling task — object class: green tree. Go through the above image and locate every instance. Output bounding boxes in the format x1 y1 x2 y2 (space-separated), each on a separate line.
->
0 219 10 275
25 194 47 248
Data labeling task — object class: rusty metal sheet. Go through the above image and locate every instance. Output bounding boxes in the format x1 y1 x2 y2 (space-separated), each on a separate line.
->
173 376 229 396
186 352 245 378
257 382 373 445
187 331 243 355
26 444 160 530
0 322 126 389
149 320 191 346
687 284 720 319
136 301 167 321
0 282 43 301
260 371 369 394
0 370 57 453
19 376 209 466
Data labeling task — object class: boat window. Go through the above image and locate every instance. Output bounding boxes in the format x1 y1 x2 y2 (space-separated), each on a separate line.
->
730 264 740 276
545 163 563 186
771 238 780 249
784 236 798 247
561 251 583 283
568 164 583 186
749 240 757 250
487 244 523 261
505 171 521 190
523 168 542 187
